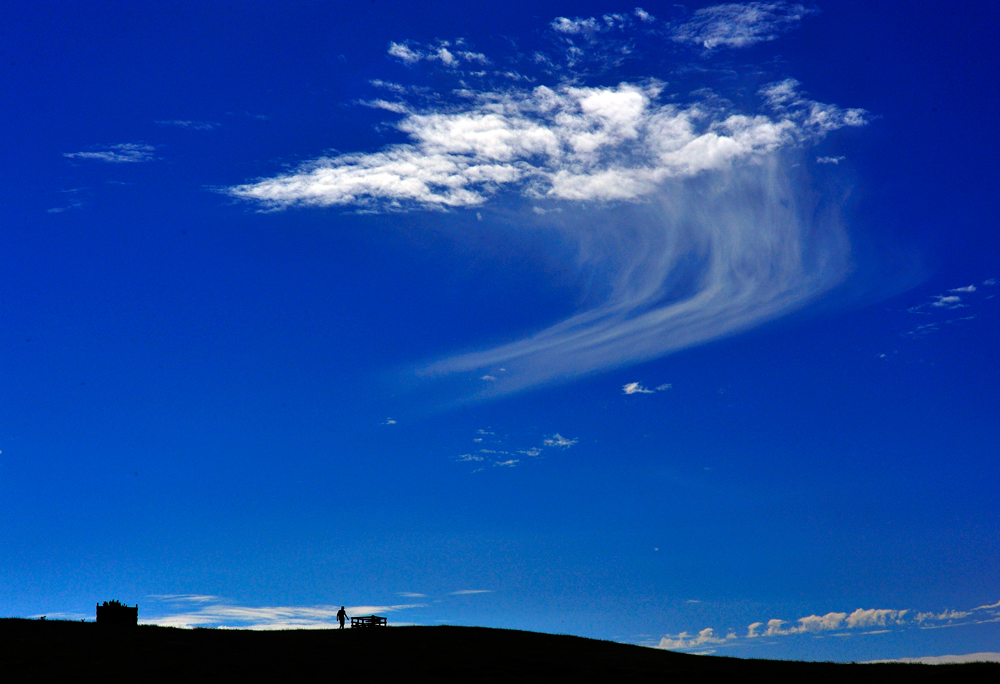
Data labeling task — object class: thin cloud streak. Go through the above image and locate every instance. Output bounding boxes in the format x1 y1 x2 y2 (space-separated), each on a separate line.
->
64 143 157 163
142 597 427 630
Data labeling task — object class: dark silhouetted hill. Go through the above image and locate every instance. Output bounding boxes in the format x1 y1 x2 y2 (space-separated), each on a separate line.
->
3 618 999 683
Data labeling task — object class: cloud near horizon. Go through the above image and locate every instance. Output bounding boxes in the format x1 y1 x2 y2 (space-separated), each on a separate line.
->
142 595 427 630
661 598 1000 651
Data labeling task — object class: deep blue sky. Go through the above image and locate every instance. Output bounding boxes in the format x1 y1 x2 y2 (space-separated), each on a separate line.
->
2 1 999 662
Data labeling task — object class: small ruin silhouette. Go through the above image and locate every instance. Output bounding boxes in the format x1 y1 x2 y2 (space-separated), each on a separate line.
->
96 600 138 626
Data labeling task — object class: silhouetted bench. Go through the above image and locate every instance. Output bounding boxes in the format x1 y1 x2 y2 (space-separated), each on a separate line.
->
351 615 387 628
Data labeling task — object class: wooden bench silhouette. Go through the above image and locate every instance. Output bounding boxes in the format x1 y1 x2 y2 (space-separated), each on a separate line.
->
350 615 387 628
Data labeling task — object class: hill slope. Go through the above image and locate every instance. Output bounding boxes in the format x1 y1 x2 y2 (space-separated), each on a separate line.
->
3 619 998 683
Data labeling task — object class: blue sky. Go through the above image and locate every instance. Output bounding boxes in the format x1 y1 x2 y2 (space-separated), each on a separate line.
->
2 0 999 662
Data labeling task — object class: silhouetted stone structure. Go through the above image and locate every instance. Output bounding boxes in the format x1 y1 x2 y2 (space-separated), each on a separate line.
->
96 600 138 626
351 615 387 628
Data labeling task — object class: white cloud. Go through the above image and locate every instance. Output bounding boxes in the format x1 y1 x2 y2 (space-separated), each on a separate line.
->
231 78 864 213
518 447 542 456
147 594 223 604
47 203 83 214
230 27 865 396
623 381 671 394
459 51 490 65
65 143 157 163
671 2 814 50
984 279 997 286
543 433 577 447
949 285 976 293
396 592 426 598
551 16 600 36
634 8 654 23
914 609 972 623
155 120 219 130
456 454 484 462
494 459 519 467
677 599 1000 650
383 417 397 425
868 653 1000 665
747 607 908 638
388 42 422 64
846 607 908 628
659 628 735 649
362 99 411 114
480 374 497 381
816 155 844 164
931 295 962 307
142 598 426 630
450 589 491 595
370 79 410 93
388 40 489 68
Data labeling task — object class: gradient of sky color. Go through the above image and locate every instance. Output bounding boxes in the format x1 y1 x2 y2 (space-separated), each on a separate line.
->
2 0 999 662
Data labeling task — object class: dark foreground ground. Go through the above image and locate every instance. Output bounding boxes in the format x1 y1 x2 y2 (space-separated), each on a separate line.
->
3 619 999 683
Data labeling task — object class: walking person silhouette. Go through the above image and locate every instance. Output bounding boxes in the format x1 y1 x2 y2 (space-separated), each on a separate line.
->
337 606 348 629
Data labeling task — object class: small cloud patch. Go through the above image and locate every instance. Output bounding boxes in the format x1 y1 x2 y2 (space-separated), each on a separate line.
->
623 381 672 394
543 433 577 448
65 143 157 163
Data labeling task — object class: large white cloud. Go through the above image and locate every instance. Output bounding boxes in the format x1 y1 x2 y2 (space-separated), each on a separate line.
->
229 30 866 396
229 80 863 212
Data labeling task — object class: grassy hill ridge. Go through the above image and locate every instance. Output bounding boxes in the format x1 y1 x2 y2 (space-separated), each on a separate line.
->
3 618 999 683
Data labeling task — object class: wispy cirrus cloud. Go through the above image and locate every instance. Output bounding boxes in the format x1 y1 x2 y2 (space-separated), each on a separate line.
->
893 279 996 342
671 2 815 50
142 595 426 630
64 143 157 163
454 427 574 470
154 119 219 130
622 381 671 395
229 14 865 397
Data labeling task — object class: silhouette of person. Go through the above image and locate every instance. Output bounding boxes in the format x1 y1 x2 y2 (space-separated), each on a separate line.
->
337 606 348 629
